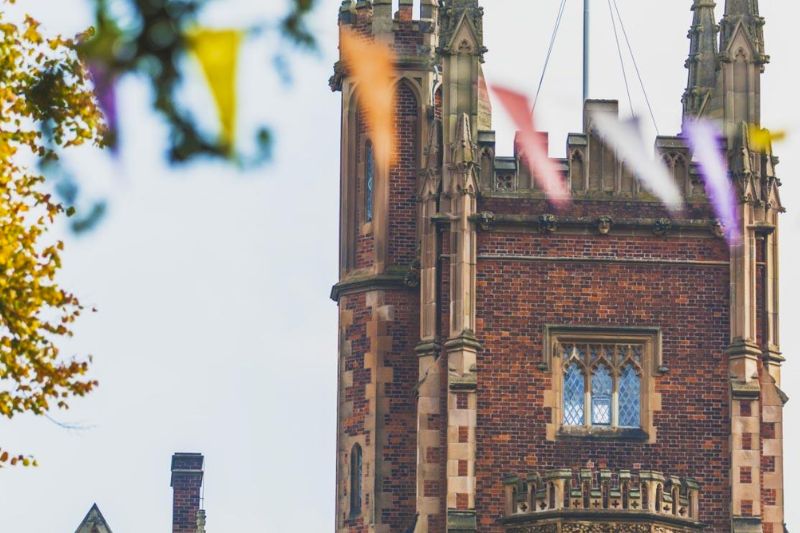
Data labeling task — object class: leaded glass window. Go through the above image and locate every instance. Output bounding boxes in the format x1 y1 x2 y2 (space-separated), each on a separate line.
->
365 142 374 222
591 365 612 426
559 341 644 431
619 363 641 427
563 363 585 426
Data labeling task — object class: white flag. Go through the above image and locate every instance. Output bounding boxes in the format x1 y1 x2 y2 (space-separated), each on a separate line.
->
591 113 684 215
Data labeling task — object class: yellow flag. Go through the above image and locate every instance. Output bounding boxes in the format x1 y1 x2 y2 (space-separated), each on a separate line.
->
340 28 396 169
187 29 243 151
749 124 787 153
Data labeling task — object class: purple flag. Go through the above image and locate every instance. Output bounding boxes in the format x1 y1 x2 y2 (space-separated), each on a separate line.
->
684 119 740 246
88 62 119 155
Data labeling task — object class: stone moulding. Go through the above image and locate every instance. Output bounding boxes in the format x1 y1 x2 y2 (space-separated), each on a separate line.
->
330 268 412 302
505 521 700 533
466 212 722 238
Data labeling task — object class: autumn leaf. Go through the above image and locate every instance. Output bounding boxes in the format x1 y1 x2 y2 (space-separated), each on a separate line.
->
0 12 102 467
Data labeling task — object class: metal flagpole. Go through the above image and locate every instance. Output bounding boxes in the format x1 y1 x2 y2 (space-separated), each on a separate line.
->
583 0 590 102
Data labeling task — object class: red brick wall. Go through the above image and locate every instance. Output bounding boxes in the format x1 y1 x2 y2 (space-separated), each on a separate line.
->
338 289 420 531
389 82 419 268
380 290 420 528
472 204 732 531
340 292 371 532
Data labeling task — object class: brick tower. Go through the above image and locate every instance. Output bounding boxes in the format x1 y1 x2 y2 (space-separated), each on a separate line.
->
331 1 786 532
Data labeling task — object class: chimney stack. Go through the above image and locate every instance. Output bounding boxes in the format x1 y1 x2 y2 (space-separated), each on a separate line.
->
171 453 204 533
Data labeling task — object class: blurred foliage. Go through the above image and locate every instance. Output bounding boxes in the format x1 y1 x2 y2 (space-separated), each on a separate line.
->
38 0 318 233
80 0 318 163
0 9 103 466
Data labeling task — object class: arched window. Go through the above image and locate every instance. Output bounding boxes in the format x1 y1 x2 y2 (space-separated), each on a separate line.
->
365 141 375 222
591 364 612 426
619 363 641 428
563 363 585 426
350 444 363 517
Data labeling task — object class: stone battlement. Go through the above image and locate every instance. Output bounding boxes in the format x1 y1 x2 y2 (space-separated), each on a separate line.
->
502 468 702 527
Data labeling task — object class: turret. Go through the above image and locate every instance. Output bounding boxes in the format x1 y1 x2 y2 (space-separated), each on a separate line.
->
331 2 441 531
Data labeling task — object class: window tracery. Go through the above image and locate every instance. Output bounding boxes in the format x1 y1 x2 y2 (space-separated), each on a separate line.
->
560 341 645 431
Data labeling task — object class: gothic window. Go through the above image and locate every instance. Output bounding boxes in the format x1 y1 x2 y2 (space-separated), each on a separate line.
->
557 336 649 434
350 443 362 517
365 141 375 222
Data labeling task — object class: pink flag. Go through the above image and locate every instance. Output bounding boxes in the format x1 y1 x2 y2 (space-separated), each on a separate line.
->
491 86 571 208
684 119 741 246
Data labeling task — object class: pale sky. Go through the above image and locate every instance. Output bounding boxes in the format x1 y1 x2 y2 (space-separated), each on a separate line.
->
0 1 798 531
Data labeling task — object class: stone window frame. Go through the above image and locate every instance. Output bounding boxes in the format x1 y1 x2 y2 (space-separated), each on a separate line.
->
542 326 664 443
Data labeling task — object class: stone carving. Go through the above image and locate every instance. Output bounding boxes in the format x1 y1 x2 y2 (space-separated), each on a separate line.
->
475 211 495 231
539 215 558 234
404 258 421 288
712 220 725 238
508 522 689 533
597 216 613 235
508 525 558 533
562 524 651 533
653 218 672 236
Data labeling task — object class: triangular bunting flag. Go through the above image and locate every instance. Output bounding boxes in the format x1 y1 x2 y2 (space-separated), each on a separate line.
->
87 62 119 155
490 85 571 209
591 113 684 215
748 124 786 153
684 119 740 246
340 28 397 170
187 29 244 151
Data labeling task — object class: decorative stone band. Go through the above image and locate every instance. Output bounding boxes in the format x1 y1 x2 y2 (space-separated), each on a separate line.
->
330 268 414 302
502 468 703 530
467 212 723 238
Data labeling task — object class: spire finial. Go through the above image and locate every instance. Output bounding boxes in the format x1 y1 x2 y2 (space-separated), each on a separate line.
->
720 0 765 54
683 0 719 119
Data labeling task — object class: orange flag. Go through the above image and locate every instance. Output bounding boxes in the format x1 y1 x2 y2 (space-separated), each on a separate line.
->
340 28 396 169
491 86 571 209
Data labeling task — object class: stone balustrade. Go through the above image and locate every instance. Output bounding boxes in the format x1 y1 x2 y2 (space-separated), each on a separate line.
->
502 468 701 522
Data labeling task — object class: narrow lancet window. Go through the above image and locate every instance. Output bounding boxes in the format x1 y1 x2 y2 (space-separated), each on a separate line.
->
350 443 362 517
365 141 374 222
563 363 585 426
591 365 612 426
619 363 641 428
